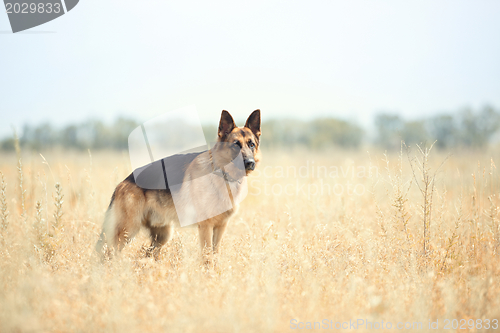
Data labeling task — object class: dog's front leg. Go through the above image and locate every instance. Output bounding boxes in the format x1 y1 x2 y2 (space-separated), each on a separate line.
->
198 224 214 265
212 222 228 254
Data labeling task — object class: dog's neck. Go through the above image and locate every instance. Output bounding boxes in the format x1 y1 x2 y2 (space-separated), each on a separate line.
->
208 147 243 184
212 167 242 184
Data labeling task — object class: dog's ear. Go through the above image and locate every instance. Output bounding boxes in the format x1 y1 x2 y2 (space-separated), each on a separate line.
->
245 109 261 138
218 110 236 140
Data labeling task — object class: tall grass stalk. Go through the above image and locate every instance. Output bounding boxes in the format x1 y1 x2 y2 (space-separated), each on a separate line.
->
0 172 8 232
386 144 412 242
407 142 448 258
13 130 27 224
53 183 64 230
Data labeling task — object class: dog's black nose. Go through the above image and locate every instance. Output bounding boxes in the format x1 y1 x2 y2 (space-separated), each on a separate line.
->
244 159 255 171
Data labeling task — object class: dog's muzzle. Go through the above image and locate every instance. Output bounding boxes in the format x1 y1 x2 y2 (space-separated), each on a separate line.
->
244 159 256 171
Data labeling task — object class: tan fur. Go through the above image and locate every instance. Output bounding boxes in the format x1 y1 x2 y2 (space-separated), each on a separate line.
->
96 110 261 261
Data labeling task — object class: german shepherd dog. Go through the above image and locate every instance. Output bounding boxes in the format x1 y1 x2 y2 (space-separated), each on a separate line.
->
95 110 261 259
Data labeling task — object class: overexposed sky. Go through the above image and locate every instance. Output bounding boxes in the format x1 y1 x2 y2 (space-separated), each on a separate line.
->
1 0 499 136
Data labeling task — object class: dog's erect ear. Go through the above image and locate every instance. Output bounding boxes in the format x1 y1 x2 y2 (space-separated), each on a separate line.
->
218 110 236 140
245 109 261 138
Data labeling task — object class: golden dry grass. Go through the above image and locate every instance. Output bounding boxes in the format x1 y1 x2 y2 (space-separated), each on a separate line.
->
0 146 500 332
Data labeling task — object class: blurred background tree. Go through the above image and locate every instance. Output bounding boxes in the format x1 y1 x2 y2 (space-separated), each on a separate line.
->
428 114 457 149
458 106 500 148
374 114 404 150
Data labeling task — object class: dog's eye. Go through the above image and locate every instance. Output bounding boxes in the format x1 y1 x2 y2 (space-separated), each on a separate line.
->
248 141 255 148
233 141 242 149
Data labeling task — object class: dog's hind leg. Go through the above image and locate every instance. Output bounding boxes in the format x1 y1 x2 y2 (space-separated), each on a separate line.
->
145 223 173 259
150 223 173 248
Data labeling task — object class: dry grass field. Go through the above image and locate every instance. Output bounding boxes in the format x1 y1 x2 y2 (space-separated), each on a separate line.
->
0 145 499 332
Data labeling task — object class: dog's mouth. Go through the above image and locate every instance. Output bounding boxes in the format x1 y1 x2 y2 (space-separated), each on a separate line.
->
245 168 256 176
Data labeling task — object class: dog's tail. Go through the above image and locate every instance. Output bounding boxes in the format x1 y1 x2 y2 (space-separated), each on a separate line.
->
95 191 117 258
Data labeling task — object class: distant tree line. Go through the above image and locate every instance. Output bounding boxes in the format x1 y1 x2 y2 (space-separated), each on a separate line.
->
375 105 500 150
1 105 499 152
1 118 139 151
260 118 364 149
0 117 365 152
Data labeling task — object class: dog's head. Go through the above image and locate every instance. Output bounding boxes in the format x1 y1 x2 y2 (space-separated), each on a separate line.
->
215 109 261 176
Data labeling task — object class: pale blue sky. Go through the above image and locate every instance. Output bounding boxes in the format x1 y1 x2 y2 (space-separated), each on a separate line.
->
1 0 499 137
